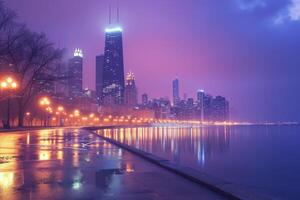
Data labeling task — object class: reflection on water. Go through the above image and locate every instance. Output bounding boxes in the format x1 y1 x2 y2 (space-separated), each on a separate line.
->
100 126 230 166
98 125 300 199
0 129 87 196
0 171 14 188
39 151 50 160
0 128 139 200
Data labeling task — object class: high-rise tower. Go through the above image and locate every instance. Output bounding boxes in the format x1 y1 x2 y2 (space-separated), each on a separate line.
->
197 89 205 123
68 48 83 99
95 54 104 104
101 1 125 105
102 27 125 105
172 78 180 105
124 71 137 106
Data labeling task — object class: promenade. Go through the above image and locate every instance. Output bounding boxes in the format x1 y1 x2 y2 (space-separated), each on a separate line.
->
0 128 226 200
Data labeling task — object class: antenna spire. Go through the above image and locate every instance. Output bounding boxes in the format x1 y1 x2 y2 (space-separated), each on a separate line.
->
117 0 120 23
109 2 112 24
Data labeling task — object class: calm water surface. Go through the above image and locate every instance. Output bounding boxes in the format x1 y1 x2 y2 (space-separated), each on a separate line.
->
98 125 300 199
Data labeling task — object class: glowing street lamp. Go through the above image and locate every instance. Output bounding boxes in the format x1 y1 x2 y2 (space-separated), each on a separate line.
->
56 106 65 126
39 97 50 106
0 76 18 129
57 106 64 112
25 112 32 126
39 97 51 126
74 109 80 117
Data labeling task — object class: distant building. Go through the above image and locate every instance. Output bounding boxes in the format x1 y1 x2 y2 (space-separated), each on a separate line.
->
142 93 148 105
183 93 187 101
102 27 125 105
36 75 55 96
151 98 171 119
172 79 180 105
186 98 195 119
211 96 229 121
95 54 104 104
203 94 212 121
124 72 138 106
68 48 83 99
197 89 205 122
83 88 93 99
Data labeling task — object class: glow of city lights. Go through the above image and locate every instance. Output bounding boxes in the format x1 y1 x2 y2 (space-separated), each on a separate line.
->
72 181 81 190
73 48 83 57
126 165 135 173
0 172 14 188
74 109 80 117
6 77 13 83
39 151 50 160
105 27 123 33
103 118 110 122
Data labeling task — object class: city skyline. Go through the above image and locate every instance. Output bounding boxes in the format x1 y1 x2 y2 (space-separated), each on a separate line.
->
1 2 300 200
5 0 300 122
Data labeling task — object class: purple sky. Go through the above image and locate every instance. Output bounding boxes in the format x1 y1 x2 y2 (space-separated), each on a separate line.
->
5 0 300 122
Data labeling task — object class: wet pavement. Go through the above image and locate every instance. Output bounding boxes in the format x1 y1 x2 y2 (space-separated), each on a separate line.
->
0 128 226 200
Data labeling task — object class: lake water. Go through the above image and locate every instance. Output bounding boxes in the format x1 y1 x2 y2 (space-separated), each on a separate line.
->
97 125 300 199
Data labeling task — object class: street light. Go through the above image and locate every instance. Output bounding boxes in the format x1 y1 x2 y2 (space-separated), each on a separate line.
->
0 76 18 129
25 112 31 126
39 97 51 126
57 106 64 112
39 97 50 106
56 106 65 126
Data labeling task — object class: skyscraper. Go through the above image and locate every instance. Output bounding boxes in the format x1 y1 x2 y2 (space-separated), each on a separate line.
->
203 94 212 121
95 54 104 104
102 27 125 105
197 89 205 122
68 48 83 99
172 78 180 105
124 71 137 106
142 93 148 105
211 96 229 121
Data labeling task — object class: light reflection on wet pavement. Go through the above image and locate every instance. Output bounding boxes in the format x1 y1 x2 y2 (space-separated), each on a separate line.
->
0 128 225 200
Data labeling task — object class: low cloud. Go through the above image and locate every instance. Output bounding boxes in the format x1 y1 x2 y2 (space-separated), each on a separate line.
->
274 0 300 24
289 0 300 20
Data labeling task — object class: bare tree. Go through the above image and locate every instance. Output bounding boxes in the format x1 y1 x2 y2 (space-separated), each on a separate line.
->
0 2 63 127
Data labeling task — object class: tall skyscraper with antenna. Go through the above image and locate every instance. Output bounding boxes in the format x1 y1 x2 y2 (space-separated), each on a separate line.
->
101 0 125 105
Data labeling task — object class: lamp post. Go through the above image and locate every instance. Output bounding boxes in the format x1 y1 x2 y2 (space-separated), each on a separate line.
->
39 97 51 126
0 77 18 129
73 109 80 126
57 106 65 126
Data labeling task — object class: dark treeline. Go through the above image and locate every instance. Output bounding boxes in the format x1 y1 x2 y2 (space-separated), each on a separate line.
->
0 1 63 127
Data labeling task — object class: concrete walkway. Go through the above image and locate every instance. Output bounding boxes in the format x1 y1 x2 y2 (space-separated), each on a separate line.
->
0 128 227 200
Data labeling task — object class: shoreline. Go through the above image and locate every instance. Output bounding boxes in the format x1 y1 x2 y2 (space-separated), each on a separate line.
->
86 127 274 200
